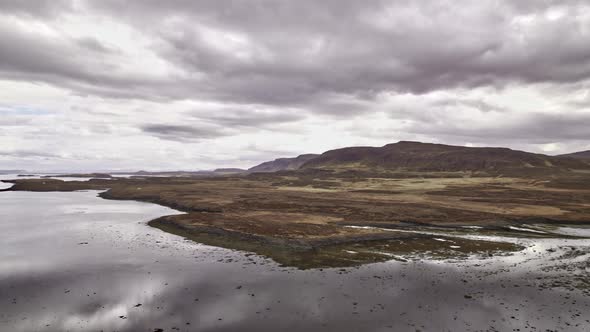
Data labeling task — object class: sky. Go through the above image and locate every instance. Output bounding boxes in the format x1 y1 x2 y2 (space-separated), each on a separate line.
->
1 0 590 172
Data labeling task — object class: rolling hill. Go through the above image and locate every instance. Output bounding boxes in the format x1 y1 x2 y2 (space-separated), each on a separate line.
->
558 150 590 160
298 141 590 174
248 154 319 173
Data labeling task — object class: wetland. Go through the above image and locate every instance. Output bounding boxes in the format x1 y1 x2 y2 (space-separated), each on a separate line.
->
1 171 590 331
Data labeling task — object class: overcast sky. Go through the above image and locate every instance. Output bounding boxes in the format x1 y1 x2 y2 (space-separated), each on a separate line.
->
1 0 590 171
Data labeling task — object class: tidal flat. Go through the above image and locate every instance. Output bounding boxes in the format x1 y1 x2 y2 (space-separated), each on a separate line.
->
5 172 590 266
0 189 589 331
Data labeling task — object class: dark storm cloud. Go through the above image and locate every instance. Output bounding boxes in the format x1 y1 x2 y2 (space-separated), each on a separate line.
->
90 0 590 102
0 21 175 102
141 124 228 142
0 22 127 89
1 0 590 168
2 1 590 107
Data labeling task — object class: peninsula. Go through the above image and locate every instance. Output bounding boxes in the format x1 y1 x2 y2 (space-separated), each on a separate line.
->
5 141 590 268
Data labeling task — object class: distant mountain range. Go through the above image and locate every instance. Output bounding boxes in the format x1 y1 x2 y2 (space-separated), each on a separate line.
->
247 141 590 174
9 143 589 178
0 170 25 174
50 169 247 178
248 154 319 173
127 169 246 176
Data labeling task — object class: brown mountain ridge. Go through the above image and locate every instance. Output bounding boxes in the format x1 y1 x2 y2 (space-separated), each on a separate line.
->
558 150 590 161
248 154 319 173
249 141 590 175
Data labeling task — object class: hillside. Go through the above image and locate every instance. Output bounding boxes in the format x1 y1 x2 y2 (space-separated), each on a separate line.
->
300 141 589 174
558 150 590 160
248 154 319 173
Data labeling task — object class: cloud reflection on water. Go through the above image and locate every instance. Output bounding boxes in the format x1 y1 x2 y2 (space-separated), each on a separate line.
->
0 191 589 332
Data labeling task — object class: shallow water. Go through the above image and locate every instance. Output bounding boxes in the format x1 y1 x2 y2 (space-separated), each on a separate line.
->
0 173 119 189
0 191 589 331
0 174 22 190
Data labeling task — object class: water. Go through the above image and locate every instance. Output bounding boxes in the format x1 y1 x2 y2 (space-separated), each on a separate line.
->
0 191 589 331
0 174 96 187
0 174 23 190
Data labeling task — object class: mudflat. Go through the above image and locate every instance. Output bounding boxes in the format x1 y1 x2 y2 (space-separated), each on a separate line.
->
5 170 590 268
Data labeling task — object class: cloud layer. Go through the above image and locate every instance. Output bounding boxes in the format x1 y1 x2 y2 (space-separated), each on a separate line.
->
1 1 589 171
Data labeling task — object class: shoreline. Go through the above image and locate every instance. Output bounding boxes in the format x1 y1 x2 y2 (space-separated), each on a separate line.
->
4 174 590 268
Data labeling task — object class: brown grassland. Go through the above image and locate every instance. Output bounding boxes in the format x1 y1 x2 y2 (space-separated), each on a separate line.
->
5 170 590 267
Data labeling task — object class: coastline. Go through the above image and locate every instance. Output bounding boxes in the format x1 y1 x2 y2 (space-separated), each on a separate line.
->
4 173 590 268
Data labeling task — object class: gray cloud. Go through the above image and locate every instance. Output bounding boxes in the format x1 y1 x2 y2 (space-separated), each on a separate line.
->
0 150 61 159
192 108 306 128
91 0 590 103
429 98 508 113
0 21 168 101
405 112 590 144
0 117 32 126
141 124 228 142
74 37 119 54
1 1 590 171
1 1 589 107
0 0 73 18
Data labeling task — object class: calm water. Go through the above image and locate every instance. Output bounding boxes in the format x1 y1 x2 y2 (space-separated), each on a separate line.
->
0 190 589 331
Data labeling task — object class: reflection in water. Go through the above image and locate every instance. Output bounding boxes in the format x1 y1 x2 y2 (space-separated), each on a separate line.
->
0 191 589 331
0 174 20 190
